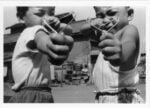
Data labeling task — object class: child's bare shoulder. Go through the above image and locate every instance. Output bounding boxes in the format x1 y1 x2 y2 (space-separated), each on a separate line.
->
122 24 139 41
125 24 138 32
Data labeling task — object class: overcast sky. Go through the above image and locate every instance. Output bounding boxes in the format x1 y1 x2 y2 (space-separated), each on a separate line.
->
3 6 146 53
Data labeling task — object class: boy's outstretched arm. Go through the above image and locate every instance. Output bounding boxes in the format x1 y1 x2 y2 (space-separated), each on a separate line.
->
98 25 139 71
119 25 139 71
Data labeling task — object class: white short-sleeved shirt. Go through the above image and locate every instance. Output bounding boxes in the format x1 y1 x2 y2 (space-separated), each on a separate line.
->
12 25 51 91
93 52 140 92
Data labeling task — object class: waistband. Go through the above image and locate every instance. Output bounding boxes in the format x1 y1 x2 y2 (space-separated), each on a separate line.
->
95 88 140 100
19 86 52 93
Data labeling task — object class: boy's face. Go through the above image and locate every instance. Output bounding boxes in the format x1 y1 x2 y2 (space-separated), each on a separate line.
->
95 6 130 31
23 7 55 27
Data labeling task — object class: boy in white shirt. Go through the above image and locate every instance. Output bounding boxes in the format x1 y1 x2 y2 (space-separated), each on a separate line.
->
9 7 74 103
82 6 144 103
93 6 144 103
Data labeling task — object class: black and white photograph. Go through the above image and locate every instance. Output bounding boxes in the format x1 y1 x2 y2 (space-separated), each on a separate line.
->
2 1 147 105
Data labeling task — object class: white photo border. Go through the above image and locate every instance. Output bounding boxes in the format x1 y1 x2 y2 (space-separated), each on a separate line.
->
0 0 150 108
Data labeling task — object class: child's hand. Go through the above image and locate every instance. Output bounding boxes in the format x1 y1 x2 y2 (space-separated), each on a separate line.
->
35 31 74 65
59 23 73 36
98 30 122 66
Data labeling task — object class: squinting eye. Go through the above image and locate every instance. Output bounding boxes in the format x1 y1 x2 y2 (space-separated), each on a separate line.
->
106 11 117 16
48 11 54 16
34 10 46 17
96 13 105 18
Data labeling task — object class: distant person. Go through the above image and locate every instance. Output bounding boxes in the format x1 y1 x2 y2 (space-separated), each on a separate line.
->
8 6 74 103
88 6 144 103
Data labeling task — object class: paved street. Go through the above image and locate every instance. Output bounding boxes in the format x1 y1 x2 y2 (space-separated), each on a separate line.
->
4 78 145 103
53 82 145 103
52 84 95 103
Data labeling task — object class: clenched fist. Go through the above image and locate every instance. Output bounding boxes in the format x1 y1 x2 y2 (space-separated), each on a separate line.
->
37 16 74 65
98 30 122 66
35 30 74 65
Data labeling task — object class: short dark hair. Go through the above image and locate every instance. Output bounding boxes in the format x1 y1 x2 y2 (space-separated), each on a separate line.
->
16 6 55 20
16 7 29 20
93 6 134 18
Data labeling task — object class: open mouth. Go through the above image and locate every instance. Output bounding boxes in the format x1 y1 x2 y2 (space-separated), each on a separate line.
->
100 22 113 30
99 18 119 31
86 18 119 42
95 18 119 32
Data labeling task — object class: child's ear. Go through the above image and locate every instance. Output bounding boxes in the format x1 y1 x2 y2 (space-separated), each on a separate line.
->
127 8 134 21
